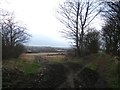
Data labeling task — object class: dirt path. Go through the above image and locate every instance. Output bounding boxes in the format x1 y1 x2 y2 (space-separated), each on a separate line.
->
35 55 107 88
58 63 83 88
2 58 107 88
58 61 104 88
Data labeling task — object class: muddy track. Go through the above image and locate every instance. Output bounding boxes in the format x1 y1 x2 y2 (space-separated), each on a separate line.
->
57 62 106 88
2 62 107 88
58 63 88 88
40 62 106 88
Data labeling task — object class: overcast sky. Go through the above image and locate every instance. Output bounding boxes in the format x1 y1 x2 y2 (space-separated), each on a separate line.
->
0 0 102 48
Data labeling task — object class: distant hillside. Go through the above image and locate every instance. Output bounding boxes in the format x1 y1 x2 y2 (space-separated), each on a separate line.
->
24 46 68 53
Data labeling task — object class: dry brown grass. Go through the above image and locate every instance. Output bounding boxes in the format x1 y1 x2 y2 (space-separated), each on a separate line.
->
44 55 65 63
19 53 66 63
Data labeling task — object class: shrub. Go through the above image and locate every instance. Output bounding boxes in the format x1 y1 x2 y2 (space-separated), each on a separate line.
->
2 44 25 59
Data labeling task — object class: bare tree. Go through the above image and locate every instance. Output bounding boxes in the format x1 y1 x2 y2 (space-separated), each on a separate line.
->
57 0 102 56
0 10 31 59
102 1 120 56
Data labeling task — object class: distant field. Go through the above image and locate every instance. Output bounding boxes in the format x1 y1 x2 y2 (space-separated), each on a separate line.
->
19 52 66 63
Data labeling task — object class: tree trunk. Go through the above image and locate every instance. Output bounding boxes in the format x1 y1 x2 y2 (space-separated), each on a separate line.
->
76 2 80 56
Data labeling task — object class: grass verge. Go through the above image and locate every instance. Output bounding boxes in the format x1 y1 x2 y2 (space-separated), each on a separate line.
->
68 53 119 88
3 58 41 75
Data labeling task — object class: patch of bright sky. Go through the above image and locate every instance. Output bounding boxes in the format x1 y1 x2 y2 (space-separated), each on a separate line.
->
0 0 102 47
